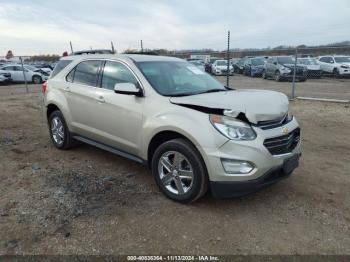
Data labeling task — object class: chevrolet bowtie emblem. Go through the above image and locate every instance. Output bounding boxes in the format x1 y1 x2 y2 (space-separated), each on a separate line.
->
282 127 289 134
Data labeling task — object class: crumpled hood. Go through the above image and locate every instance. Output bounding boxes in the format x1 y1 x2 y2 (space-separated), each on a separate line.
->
170 89 289 124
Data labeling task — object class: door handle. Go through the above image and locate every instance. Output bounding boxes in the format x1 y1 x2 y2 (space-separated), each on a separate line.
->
64 86 71 92
96 95 105 103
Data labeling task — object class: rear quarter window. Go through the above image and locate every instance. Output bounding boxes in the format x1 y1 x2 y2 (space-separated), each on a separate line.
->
50 60 72 78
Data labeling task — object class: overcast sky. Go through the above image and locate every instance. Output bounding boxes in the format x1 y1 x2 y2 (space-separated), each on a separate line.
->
0 0 349 55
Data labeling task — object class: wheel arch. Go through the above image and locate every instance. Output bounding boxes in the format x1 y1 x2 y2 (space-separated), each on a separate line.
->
46 103 61 121
146 130 204 168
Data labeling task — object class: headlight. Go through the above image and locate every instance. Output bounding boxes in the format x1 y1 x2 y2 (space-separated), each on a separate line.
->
341 64 349 69
280 66 291 73
286 112 293 122
209 115 256 140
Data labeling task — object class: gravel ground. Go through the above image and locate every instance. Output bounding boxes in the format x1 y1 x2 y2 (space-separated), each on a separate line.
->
0 84 349 255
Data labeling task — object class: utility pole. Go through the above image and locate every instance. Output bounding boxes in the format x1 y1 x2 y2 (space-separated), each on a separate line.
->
140 40 144 53
19 57 28 93
291 47 298 99
226 30 230 88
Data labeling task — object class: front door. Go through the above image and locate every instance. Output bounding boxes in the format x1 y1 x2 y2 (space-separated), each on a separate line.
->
93 60 144 155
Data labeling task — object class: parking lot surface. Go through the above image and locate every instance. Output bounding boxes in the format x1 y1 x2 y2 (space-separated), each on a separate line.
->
0 83 349 255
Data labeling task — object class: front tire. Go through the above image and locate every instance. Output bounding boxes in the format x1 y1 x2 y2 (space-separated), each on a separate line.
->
48 110 75 150
262 70 267 79
152 139 208 203
274 71 282 82
333 68 341 78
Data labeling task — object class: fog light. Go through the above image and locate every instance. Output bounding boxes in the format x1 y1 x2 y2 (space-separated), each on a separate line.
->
221 159 254 174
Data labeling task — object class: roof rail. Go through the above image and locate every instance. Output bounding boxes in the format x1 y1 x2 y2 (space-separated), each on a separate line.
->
70 49 114 56
124 51 159 56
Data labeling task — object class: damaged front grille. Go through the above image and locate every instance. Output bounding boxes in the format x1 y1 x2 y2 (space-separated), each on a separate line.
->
263 128 300 155
255 114 291 130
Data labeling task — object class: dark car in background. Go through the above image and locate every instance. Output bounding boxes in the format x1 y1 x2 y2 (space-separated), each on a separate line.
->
233 58 245 74
263 56 307 82
243 57 266 77
205 57 219 73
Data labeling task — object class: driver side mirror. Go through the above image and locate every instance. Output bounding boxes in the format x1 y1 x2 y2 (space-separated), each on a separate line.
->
273 62 277 65
114 82 143 97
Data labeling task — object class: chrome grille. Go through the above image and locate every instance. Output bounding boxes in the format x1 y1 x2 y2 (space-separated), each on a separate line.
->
264 128 300 155
256 114 291 130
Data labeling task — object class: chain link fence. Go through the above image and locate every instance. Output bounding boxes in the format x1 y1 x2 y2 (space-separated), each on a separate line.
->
172 45 350 102
1 45 350 101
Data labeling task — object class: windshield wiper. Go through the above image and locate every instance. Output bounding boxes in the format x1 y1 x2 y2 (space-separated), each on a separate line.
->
170 88 226 97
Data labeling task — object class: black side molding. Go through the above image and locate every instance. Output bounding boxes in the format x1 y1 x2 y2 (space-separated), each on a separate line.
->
73 135 146 165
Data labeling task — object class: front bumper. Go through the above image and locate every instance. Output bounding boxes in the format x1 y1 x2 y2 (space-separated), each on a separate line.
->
251 67 264 76
203 117 301 183
210 154 300 198
339 68 350 75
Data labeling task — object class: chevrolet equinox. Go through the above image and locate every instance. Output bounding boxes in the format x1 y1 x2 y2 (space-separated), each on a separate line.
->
43 54 301 203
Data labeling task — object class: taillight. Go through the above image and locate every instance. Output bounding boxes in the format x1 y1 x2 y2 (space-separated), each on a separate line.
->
42 81 47 93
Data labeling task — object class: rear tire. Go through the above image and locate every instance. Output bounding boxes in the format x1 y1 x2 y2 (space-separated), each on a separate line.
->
48 110 75 150
151 138 208 203
32 75 42 84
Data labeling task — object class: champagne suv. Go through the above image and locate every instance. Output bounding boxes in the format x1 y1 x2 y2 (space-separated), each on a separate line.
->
43 54 301 203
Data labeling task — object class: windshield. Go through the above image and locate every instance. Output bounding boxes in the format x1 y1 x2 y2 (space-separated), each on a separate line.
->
298 58 319 65
216 60 227 66
137 61 226 96
277 57 295 64
251 58 265 66
24 65 37 71
334 57 350 63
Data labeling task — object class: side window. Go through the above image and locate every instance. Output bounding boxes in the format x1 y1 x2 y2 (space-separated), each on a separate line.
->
66 69 75 82
51 60 72 78
4 66 15 70
267 58 273 64
73 60 101 86
319 57 326 63
14 66 23 71
101 61 139 90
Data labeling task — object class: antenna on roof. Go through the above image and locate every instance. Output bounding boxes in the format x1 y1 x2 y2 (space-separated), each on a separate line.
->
111 41 116 54
69 41 74 53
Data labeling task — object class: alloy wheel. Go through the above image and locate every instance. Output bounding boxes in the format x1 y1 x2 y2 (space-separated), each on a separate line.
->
51 116 65 145
158 151 194 195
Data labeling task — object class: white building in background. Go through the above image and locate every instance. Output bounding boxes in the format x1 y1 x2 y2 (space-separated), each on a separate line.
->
190 54 211 63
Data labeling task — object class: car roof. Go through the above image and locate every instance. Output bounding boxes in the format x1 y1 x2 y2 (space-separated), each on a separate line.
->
60 54 183 63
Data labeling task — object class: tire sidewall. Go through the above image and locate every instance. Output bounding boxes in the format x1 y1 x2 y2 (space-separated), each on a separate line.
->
48 110 69 149
152 139 207 203
33 75 42 84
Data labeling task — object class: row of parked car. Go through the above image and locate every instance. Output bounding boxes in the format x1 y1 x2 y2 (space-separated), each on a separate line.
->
0 62 56 84
192 55 350 82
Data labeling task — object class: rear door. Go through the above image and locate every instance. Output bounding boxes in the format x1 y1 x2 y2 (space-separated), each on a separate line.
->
2 66 21 81
93 60 144 155
64 60 103 139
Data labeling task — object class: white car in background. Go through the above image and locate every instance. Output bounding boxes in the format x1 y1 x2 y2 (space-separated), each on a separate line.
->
211 60 234 76
297 58 322 78
318 55 350 77
189 60 206 72
0 64 48 84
